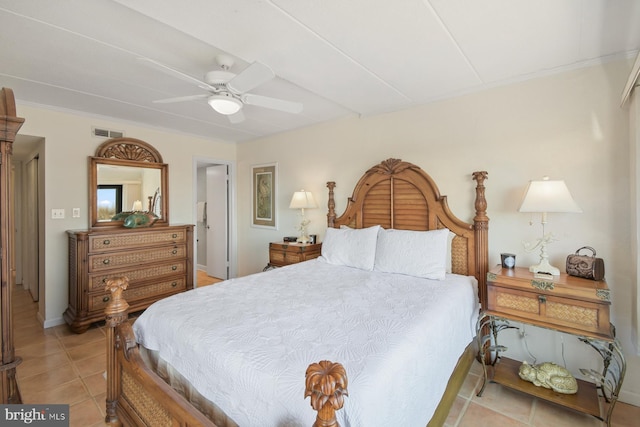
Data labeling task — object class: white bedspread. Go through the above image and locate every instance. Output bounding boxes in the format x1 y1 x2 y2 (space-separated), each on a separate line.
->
133 258 479 427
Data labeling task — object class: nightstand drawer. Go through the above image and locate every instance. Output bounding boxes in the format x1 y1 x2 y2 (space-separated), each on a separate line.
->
269 249 298 265
269 242 321 267
487 285 610 336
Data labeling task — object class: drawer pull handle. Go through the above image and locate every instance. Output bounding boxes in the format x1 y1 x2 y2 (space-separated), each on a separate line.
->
103 296 110 303
172 265 178 271
103 239 110 245
102 259 110 265
538 295 547 304
172 249 178 255
172 234 178 238
171 282 177 287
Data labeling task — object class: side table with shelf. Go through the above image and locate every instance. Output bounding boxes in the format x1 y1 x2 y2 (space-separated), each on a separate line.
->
264 241 322 270
476 266 625 427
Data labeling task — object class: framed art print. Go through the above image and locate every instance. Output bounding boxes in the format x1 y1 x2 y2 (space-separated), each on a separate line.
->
251 162 277 229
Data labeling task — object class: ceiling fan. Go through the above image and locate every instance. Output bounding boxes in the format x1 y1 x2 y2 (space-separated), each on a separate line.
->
139 54 303 123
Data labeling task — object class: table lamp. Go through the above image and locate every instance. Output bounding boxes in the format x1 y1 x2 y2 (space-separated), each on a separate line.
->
289 190 318 243
518 176 582 275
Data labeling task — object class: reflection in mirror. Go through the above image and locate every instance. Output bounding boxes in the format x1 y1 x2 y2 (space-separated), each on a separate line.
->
97 185 122 220
96 164 161 221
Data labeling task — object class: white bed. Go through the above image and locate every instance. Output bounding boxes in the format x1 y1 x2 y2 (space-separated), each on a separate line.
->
133 256 479 427
103 159 490 427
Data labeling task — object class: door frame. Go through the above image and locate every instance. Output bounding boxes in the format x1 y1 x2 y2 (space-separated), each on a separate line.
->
193 157 237 281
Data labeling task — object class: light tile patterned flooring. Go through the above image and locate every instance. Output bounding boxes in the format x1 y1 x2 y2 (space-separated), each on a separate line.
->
13 272 639 426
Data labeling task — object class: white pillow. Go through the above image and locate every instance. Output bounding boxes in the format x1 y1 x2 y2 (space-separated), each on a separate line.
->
374 228 450 280
321 225 380 270
446 231 455 274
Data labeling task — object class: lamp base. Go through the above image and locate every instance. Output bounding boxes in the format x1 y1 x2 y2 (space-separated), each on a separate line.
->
297 235 310 244
529 259 560 276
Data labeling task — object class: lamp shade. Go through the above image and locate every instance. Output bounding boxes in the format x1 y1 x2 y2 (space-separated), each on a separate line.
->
208 94 242 115
289 190 318 209
518 177 582 213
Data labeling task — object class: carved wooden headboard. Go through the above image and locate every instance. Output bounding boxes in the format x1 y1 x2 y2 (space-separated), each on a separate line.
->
327 158 489 306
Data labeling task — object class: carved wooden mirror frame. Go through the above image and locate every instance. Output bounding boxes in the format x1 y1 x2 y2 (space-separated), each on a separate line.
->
89 137 169 228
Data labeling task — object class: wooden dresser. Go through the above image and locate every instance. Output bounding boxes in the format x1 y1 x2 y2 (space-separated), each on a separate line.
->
65 224 194 333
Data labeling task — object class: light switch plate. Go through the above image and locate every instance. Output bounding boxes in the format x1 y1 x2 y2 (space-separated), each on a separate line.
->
72 208 80 218
51 208 65 219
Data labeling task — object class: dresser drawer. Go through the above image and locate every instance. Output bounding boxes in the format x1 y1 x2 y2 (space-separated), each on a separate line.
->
89 244 186 272
88 229 188 252
89 278 186 312
89 260 187 291
487 284 610 336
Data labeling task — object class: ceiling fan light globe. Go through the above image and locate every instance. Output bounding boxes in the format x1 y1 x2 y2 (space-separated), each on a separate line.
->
208 94 242 115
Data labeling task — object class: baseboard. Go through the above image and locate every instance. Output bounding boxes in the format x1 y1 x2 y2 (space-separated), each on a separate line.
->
42 316 65 329
620 389 640 407
196 264 207 271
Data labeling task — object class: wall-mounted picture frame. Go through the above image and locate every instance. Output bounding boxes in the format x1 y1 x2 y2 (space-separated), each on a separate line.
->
251 162 278 229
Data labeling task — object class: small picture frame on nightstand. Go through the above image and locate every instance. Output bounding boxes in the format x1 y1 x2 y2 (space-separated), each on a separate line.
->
500 253 516 268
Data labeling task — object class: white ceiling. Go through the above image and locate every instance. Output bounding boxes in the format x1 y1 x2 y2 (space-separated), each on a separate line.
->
1 0 639 144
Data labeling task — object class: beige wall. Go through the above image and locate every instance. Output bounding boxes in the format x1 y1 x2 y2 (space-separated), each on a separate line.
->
15 105 236 329
238 59 639 405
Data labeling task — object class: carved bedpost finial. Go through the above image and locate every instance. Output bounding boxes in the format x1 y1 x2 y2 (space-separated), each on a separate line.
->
104 276 130 317
305 360 348 427
472 171 488 223
327 182 336 227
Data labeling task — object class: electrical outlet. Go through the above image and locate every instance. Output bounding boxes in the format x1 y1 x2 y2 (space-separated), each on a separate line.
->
72 208 80 218
51 209 65 219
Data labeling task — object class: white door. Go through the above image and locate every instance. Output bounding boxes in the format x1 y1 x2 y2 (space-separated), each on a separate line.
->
206 165 228 279
24 156 39 301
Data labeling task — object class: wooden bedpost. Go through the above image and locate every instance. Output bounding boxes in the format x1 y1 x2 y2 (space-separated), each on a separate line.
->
472 171 490 365
471 171 489 310
104 276 130 426
305 360 348 427
327 181 336 227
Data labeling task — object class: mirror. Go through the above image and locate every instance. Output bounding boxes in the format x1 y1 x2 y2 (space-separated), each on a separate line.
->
89 138 169 228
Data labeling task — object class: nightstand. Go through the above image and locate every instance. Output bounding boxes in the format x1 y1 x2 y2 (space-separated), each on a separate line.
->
476 266 625 427
265 242 322 270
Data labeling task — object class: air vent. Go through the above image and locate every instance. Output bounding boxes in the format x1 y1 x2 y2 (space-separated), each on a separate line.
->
92 127 124 139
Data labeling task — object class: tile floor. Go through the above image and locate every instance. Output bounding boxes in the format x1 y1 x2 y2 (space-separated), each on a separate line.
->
12 273 640 427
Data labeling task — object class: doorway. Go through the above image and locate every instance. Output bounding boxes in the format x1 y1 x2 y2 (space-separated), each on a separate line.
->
13 135 44 304
194 158 235 284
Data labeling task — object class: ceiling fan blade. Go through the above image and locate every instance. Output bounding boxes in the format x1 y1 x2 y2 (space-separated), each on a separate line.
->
153 94 209 104
138 58 214 91
228 110 245 124
227 61 275 94
242 93 303 114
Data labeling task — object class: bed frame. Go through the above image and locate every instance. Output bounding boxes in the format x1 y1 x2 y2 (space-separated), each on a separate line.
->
104 158 489 427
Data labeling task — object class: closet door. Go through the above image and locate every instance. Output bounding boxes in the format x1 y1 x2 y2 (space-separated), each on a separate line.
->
23 156 38 301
